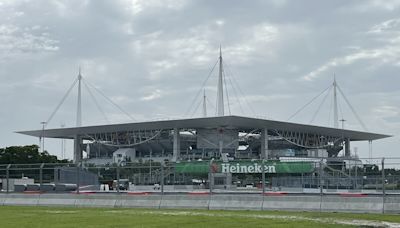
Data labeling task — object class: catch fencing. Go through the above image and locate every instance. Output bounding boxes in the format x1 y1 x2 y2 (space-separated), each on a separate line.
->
0 157 399 195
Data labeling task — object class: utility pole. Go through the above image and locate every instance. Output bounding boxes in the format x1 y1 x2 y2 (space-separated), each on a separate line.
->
339 119 346 130
382 157 386 214
369 140 373 159
339 119 346 157
61 123 66 159
40 121 47 153
203 89 207 117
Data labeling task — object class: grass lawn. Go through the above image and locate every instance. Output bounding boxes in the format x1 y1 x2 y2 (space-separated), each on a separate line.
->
0 206 399 227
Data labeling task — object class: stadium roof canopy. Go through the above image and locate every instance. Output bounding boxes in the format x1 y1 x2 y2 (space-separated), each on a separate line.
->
17 115 390 142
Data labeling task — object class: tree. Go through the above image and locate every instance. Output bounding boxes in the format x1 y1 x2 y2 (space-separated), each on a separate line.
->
0 145 69 164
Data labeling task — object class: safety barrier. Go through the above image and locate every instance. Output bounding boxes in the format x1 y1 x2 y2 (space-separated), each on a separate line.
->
209 194 263 210
263 195 320 211
384 196 400 214
321 195 382 213
160 194 210 209
38 194 77 207
3 194 40 206
74 194 119 208
1 193 400 214
0 194 6 206
118 194 161 208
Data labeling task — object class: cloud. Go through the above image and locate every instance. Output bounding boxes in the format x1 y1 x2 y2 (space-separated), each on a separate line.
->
0 24 59 60
122 0 188 15
215 19 225 26
244 94 292 103
140 89 162 101
148 60 178 80
303 18 400 81
351 0 400 12
302 48 390 81
368 18 400 34
252 23 278 42
0 0 399 159
373 105 400 121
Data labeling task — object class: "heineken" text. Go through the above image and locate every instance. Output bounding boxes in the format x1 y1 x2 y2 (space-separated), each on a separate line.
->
221 163 276 173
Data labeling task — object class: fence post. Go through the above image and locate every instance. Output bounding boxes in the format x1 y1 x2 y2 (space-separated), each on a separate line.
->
160 162 164 195
355 161 358 190
319 160 323 212
116 164 120 193
209 159 214 194
382 157 385 214
262 159 265 194
319 160 323 195
6 164 11 193
76 163 80 194
39 163 44 186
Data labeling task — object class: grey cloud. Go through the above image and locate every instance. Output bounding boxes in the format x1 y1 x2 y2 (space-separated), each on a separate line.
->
0 0 399 159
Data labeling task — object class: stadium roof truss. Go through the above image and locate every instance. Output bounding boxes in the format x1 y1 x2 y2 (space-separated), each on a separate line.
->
17 115 389 141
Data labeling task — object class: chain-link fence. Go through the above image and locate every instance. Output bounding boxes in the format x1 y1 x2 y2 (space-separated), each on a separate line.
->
0 157 399 195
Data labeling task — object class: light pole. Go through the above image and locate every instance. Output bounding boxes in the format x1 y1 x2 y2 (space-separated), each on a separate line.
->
40 122 47 153
61 123 66 159
339 119 346 130
339 119 346 157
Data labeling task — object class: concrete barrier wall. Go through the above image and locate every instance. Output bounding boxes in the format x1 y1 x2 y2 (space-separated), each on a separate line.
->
0 193 399 214
209 194 263 210
118 195 161 208
38 194 77 207
0 194 6 206
160 194 210 209
383 196 400 214
321 196 383 213
3 194 40 206
263 195 320 211
74 194 118 208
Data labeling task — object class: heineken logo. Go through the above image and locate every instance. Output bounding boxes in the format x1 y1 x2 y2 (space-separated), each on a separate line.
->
221 163 276 174
175 161 314 174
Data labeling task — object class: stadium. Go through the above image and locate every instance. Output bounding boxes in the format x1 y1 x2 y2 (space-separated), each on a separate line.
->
15 50 391 193
18 50 390 164
3 1 400 227
0 49 397 228
18 115 389 164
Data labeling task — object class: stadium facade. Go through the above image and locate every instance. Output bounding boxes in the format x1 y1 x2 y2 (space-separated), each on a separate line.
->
17 115 389 165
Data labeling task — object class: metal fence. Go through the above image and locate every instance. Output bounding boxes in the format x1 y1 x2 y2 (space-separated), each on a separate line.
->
0 157 399 195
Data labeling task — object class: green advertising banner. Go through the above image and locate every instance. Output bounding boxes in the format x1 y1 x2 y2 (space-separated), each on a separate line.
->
175 161 314 174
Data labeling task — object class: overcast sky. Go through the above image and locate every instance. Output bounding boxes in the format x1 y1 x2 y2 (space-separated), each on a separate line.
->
0 0 399 160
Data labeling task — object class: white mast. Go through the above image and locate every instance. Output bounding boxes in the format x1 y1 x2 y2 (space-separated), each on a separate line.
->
217 46 224 116
203 89 207 117
76 67 82 127
333 75 339 128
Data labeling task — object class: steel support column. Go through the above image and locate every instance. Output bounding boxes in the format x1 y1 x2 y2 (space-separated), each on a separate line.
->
345 138 350 157
260 128 269 159
132 147 136 161
73 135 83 163
6 164 10 193
172 128 180 162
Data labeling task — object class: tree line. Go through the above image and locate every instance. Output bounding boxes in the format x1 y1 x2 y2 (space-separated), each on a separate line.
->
0 145 70 164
